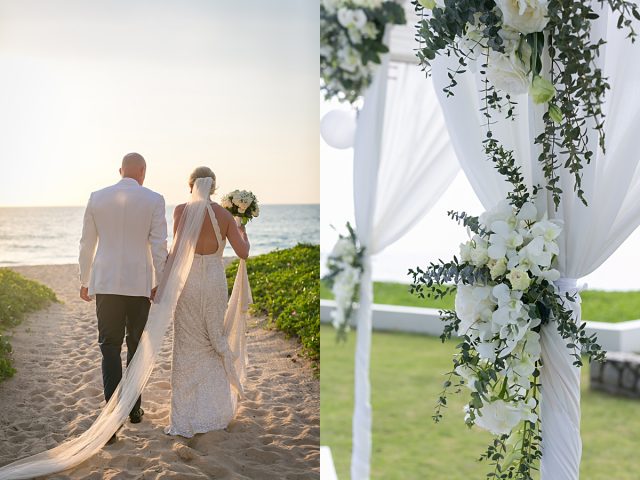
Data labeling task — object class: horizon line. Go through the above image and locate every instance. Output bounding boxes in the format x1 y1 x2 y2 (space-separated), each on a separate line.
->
0 202 320 208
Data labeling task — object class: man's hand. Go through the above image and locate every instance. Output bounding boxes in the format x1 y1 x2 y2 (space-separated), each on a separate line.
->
80 286 92 302
150 286 158 302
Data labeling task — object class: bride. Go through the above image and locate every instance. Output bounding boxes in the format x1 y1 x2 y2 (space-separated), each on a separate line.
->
166 166 250 437
0 169 252 479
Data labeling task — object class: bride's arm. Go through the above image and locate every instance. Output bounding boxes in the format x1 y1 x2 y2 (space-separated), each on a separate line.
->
220 207 250 259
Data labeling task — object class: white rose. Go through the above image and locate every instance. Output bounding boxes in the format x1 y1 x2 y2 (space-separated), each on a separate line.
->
506 267 531 290
494 0 549 35
488 257 508 279
486 43 531 96
470 235 490 267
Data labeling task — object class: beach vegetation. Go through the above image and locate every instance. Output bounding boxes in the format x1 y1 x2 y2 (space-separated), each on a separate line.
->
0 269 58 381
227 244 320 364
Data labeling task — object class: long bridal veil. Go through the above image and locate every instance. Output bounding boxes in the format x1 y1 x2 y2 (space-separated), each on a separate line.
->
0 177 251 480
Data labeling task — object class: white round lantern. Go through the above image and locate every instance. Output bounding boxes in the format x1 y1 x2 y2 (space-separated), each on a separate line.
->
320 109 357 149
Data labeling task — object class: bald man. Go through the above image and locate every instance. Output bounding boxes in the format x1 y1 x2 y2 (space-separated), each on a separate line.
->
78 153 168 444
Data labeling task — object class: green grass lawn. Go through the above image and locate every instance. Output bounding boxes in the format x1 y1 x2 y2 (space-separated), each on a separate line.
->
320 324 640 480
321 281 640 323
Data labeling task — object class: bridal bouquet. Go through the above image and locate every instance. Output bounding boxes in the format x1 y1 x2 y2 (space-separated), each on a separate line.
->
323 223 366 339
321 0 405 103
409 200 605 477
415 0 640 207
221 190 259 226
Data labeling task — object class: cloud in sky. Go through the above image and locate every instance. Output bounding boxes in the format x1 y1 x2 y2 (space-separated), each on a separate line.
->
0 0 319 206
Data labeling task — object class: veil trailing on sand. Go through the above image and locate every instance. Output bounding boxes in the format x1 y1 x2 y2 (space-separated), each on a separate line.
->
0 177 251 480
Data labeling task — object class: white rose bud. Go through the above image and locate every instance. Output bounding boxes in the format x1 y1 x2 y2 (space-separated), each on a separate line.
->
489 257 508 279
506 267 531 290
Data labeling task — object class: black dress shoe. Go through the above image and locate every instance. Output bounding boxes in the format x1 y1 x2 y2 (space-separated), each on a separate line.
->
130 408 145 424
106 433 117 445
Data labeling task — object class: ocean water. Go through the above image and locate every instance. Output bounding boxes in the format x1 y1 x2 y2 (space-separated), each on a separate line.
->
0 204 319 266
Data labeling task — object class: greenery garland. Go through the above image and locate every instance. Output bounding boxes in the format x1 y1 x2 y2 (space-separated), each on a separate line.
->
321 0 406 103
415 0 640 207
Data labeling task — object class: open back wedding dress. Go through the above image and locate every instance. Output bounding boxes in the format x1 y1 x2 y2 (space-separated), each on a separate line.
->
165 202 244 437
0 177 251 479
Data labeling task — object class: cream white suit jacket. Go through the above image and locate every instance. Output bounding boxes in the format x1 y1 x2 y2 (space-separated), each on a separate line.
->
78 178 168 297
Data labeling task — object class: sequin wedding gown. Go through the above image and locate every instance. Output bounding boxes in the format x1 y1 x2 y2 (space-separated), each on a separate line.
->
165 203 242 437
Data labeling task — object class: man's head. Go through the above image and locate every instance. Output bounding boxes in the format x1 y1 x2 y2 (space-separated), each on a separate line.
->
120 153 146 185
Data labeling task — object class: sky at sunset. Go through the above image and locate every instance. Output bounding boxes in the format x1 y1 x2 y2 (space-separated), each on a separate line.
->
0 0 319 206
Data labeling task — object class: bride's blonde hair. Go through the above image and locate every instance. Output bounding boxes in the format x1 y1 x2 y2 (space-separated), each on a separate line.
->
188 166 216 195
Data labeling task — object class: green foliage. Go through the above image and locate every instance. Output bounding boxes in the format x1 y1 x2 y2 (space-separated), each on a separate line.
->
0 268 58 381
226 244 319 362
415 0 640 208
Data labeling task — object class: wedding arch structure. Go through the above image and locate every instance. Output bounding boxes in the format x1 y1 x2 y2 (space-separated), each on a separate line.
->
336 1 640 480
341 5 460 479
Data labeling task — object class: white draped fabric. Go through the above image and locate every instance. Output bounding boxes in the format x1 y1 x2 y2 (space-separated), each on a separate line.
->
0 177 251 480
350 58 460 478
432 2 640 478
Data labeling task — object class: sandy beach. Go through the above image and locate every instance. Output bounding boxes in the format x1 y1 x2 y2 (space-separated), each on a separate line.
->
0 264 319 479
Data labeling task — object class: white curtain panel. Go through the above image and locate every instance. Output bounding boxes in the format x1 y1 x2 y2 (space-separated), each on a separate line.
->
432 3 640 478
351 60 460 479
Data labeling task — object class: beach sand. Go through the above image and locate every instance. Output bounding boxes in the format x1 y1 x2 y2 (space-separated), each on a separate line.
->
0 264 319 479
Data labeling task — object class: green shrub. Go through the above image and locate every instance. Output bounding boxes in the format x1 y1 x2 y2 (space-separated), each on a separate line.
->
227 244 320 362
0 269 58 381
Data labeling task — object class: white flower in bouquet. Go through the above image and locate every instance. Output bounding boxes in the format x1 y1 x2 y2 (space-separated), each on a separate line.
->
330 237 357 264
477 340 500 362
531 218 562 246
338 46 362 73
475 398 537 435
338 8 368 30
518 236 553 269
494 0 549 35
362 22 379 39
486 42 532 96
479 200 514 229
470 237 490 267
455 284 495 336
221 197 233 209
455 363 478 388
333 266 360 304
488 257 508 279
475 399 522 435
506 266 532 290
488 221 524 259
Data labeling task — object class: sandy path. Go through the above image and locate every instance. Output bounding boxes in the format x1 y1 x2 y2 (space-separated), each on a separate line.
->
0 265 319 479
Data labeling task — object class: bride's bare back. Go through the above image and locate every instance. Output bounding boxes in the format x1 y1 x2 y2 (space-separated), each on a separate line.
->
173 202 250 258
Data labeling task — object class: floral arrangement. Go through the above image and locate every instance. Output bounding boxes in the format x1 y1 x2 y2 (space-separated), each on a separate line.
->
409 200 605 478
323 223 366 339
415 0 640 207
321 0 406 103
221 190 259 226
